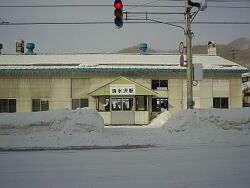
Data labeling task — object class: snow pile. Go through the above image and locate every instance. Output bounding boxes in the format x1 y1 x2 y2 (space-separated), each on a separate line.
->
147 111 172 128
0 108 250 148
0 108 104 134
163 108 250 132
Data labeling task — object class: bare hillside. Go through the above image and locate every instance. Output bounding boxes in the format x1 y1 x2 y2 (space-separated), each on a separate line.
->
193 38 250 69
117 38 250 70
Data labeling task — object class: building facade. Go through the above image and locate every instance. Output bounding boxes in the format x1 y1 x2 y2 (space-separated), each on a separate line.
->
243 73 250 107
0 53 248 125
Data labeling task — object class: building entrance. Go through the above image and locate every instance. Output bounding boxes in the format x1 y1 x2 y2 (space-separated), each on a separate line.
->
110 97 135 125
88 76 157 125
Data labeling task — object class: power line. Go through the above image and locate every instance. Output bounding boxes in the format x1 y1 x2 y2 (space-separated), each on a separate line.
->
126 11 184 15
209 5 250 8
160 0 250 1
0 4 111 8
0 4 185 9
0 4 250 9
0 21 113 25
170 0 250 1
192 21 250 24
1 21 250 26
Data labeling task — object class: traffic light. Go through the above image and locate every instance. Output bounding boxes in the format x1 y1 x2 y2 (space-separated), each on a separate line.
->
114 0 123 28
188 0 207 11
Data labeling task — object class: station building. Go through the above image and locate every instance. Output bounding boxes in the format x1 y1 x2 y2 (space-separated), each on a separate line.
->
0 43 248 125
243 73 250 107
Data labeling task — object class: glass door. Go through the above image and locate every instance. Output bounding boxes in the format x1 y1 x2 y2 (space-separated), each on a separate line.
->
111 97 135 125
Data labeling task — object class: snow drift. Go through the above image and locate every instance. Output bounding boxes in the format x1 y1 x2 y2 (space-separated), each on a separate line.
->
0 107 250 148
0 108 104 134
147 111 172 128
162 108 250 132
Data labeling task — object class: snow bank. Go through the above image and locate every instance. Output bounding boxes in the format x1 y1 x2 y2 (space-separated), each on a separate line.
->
147 111 172 128
0 108 104 134
162 108 250 132
0 108 250 148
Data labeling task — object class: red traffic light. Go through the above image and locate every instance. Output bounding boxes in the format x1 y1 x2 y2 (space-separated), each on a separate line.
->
114 0 123 29
114 0 123 9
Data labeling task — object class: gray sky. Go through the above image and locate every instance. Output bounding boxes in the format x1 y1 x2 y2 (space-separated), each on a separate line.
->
0 0 250 54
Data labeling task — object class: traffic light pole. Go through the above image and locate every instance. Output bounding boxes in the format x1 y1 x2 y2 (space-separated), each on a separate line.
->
185 0 193 109
122 0 206 109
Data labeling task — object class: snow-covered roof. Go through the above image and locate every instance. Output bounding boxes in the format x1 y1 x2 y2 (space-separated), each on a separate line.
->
243 72 250 77
243 81 250 90
0 53 248 73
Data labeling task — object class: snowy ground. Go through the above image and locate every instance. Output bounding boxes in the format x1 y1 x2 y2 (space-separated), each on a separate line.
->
1 108 250 188
0 107 250 148
1 144 250 188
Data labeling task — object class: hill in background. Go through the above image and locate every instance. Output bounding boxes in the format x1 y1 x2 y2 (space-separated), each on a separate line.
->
118 38 250 70
193 38 250 70
118 46 160 54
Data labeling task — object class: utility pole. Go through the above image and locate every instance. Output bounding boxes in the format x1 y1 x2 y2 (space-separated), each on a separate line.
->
185 0 193 109
122 0 206 110
185 0 207 109
232 49 237 62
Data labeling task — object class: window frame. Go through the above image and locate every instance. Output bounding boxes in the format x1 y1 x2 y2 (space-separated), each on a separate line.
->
111 98 122 111
151 80 168 90
110 97 134 112
72 98 89 110
213 97 229 109
0 98 16 113
122 98 133 111
32 98 49 112
96 96 110 112
244 92 250 97
152 98 168 112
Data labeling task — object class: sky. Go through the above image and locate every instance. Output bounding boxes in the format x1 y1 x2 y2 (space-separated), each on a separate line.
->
0 0 250 54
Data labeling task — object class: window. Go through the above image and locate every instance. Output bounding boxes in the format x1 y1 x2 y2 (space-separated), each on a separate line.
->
151 80 168 90
111 98 133 111
244 93 250 97
32 99 49 112
122 98 133 111
213 97 228 109
104 98 110 111
111 98 122 111
97 97 110 112
0 99 16 113
72 98 89 110
152 98 168 112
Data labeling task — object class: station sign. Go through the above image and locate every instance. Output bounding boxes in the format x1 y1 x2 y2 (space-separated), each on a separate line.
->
110 84 136 95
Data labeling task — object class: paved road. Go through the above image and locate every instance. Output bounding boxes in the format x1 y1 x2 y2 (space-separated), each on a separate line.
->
0 144 250 188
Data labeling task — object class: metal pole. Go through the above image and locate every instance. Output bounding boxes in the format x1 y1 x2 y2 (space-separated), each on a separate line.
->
185 0 193 109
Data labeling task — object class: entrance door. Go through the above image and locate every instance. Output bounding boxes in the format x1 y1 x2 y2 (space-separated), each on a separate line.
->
111 97 135 125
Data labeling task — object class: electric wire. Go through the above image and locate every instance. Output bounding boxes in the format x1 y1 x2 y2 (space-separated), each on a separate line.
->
152 0 250 1
1 21 250 26
0 1 250 26
0 4 250 9
0 5 184 8
0 4 183 8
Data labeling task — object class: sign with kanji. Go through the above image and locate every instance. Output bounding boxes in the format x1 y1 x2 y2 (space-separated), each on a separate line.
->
110 84 136 95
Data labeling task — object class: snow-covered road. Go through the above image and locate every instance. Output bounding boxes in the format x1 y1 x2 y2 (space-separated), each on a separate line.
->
1 144 250 188
1 108 250 187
